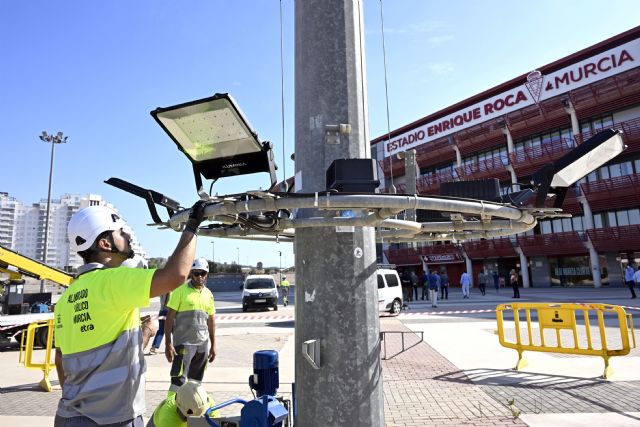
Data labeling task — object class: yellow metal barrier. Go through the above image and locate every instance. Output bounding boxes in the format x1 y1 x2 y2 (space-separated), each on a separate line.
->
496 303 636 379
19 319 55 391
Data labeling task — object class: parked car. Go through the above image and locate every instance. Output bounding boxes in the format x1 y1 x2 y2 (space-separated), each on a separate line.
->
242 275 279 312
377 268 403 315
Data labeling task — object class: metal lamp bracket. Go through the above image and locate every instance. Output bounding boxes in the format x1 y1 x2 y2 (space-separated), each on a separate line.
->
325 124 352 145
302 339 321 369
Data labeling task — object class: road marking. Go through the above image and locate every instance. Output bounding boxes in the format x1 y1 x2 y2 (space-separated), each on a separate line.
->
398 309 496 317
215 314 294 323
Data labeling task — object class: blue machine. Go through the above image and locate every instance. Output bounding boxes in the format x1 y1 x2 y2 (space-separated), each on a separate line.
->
204 350 289 427
249 350 279 397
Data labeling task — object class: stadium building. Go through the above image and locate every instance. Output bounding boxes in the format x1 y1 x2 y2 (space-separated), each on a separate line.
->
372 26 640 288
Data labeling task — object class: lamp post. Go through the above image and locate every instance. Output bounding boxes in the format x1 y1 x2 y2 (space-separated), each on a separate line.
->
278 250 282 283
39 131 67 292
211 241 215 273
236 247 240 271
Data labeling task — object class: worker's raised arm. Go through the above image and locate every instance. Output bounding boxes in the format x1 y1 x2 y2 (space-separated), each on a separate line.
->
150 200 206 298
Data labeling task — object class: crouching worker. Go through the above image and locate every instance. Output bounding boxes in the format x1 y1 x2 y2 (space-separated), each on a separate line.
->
147 380 220 427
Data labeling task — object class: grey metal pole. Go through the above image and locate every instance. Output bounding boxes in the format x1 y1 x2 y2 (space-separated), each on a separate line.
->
294 1 383 425
211 241 215 271
43 138 55 266
39 131 67 293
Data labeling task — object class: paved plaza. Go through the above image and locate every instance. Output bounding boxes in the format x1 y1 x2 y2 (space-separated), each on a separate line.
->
1 286 639 426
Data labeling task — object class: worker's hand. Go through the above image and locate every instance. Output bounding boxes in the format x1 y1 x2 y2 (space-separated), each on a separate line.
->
208 345 216 363
184 200 207 234
165 343 177 363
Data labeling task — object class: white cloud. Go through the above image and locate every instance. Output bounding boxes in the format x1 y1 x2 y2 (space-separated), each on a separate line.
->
426 35 454 44
427 62 454 75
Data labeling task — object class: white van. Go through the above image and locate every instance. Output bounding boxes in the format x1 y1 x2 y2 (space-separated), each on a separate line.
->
377 268 403 315
242 274 279 312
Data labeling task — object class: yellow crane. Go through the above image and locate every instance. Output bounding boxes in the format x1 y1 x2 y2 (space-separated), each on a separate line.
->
0 245 73 287
0 245 73 345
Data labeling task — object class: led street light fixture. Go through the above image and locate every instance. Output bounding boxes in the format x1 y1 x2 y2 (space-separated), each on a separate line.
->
151 93 277 195
531 128 625 207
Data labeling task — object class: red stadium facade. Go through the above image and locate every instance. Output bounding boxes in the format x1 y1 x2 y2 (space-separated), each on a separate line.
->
372 26 640 288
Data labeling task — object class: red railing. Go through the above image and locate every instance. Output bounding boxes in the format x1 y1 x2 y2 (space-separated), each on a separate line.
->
415 138 453 169
463 238 516 259
385 247 421 266
416 170 457 194
587 225 640 253
379 157 405 179
516 231 587 257
508 137 575 177
456 155 509 181
573 68 640 119
580 173 640 213
457 133 505 156
508 108 570 140
418 243 461 256
382 170 457 195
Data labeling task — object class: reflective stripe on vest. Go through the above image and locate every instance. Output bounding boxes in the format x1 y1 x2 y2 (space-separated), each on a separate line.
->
57 328 146 424
173 310 210 346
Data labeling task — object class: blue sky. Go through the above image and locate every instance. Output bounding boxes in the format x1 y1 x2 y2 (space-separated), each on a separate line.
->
1 1 637 268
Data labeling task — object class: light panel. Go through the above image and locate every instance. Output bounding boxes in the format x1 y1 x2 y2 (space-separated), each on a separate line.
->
551 131 625 187
152 93 262 162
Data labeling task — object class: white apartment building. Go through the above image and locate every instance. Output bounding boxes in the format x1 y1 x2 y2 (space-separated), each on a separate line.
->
0 192 146 270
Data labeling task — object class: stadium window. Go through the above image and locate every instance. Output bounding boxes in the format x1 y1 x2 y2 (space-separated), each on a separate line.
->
540 220 552 234
593 214 603 229
617 210 630 227
572 216 584 231
629 209 640 225
620 161 632 176
553 218 563 233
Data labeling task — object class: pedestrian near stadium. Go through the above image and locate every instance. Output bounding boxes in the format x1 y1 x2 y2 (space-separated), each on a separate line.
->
478 269 488 296
625 262 637 299
54 201 206 427
510 269 521 298
164 257 216 396
460 270 471 299
439 270 449 300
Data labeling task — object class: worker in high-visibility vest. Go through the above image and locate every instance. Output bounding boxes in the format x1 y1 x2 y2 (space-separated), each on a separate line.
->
54 201 206 426
164 257 216 396
279 275 290 306
146 380 220 427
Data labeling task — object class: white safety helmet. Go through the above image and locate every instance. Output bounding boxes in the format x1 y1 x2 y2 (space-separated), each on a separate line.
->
121 254 148 269
191 257 209 272
282 275 287 280
68 205 127 253
176 380 209 417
